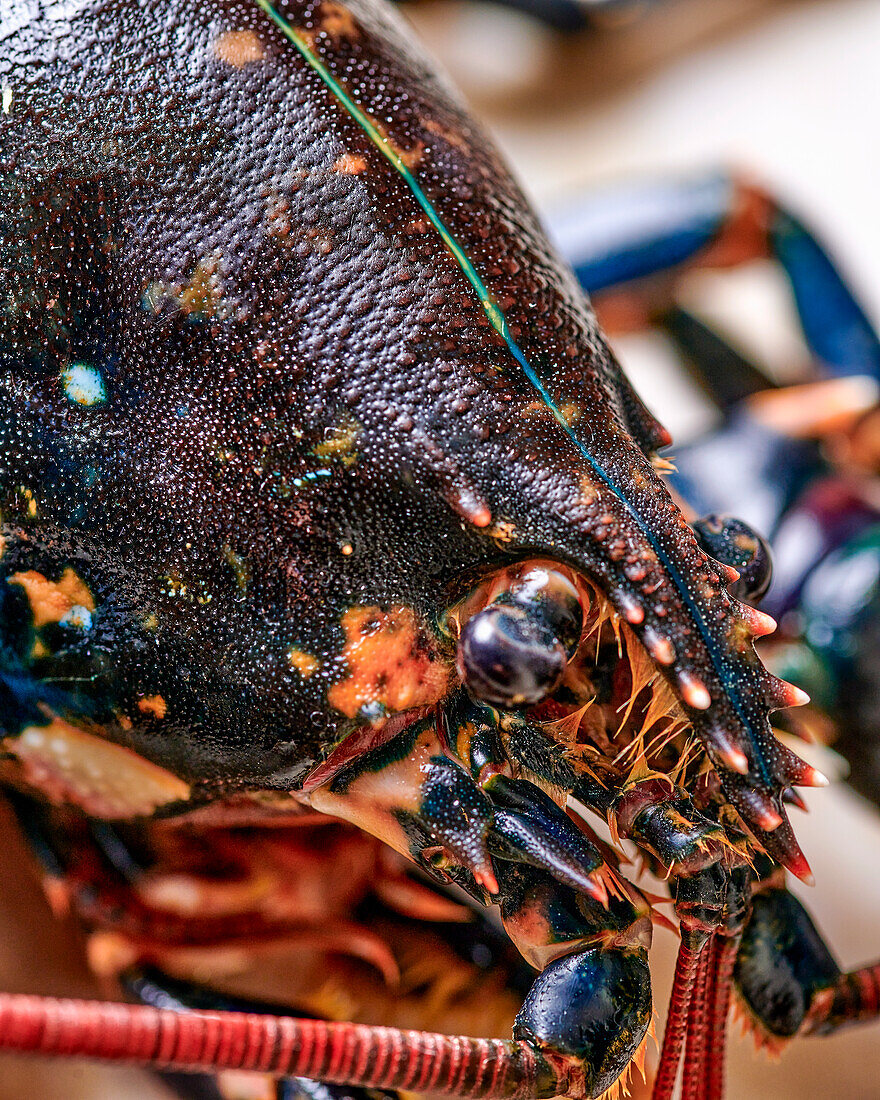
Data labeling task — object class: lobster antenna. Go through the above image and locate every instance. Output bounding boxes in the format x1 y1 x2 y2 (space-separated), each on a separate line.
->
0 992 567 1100
705 935 740 1099
652 939 706 1099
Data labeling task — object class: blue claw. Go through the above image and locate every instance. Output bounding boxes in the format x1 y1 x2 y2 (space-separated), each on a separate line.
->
486 774 606 902
514 946 651 1099
771 209 880 380
547 173 731 296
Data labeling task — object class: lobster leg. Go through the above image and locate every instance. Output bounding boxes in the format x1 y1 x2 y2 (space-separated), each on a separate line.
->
550 171 880 540
302 691 665 1098
497 861 653 1099
734 872 880 1044
501 716 759 1100
507 733 760 1100
652 866 726 1100
5 790 585 1096
652 938 705 1100
8 700 654 1098
803 962 880 1035
703 929 740 1100
550 171 880 383
651 862 752 1100
681 936 713 1100
305 712 609 904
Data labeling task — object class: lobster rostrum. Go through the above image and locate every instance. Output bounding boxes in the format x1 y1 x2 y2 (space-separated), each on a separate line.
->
0 1 849 1096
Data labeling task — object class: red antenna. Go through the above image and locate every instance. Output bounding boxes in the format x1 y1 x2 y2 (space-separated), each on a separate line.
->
0 991 569 1099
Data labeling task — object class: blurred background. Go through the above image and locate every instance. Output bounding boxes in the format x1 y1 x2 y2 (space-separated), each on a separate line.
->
2 1 880 1097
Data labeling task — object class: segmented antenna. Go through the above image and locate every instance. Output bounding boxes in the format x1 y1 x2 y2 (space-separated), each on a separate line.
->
0 992 567 1099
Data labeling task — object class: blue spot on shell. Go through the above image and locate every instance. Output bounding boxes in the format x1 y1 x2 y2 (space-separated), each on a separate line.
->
60 605 93 630
60 363 106 407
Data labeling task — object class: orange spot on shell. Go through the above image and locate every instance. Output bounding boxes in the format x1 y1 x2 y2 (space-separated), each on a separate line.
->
333 153 368 175
6 717 190 818
178 254 225 318
318 1 361 40
213 29 265 67
288 648 320 678
9 567 95 627
137 695 168 719
423 117 469 154
370 117 424 170
579 475 600 505
328 606 449 719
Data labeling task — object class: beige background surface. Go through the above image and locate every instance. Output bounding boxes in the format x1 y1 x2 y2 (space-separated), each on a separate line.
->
2 1 880 1097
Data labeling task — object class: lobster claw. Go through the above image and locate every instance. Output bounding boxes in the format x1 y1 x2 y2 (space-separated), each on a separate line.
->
416 755 499 893
304 711 613 905
735 885 840 1039
514 946 651 1099
485 774 607 904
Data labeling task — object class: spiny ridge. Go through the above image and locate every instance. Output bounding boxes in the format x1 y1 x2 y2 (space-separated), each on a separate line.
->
773 741 829 789
704 719 750 775
720 563 741 585
782 788 809 812
754 811 814 885
729 784 783 833
738 604 777 638
761 672 811 711
615 590 645 626
677 669 712 711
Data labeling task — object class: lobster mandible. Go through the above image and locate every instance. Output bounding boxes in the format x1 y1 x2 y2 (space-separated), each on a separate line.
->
0 1 849 1097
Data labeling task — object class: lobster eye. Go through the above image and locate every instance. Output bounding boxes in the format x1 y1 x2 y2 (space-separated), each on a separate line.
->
693 513 773 602
457 567 582 709
458 603 566 708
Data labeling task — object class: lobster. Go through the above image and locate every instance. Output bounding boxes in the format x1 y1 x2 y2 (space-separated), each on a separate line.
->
1 1 877 1098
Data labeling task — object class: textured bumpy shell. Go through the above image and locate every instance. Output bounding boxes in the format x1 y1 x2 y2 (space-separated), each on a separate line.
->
1 0 804 860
